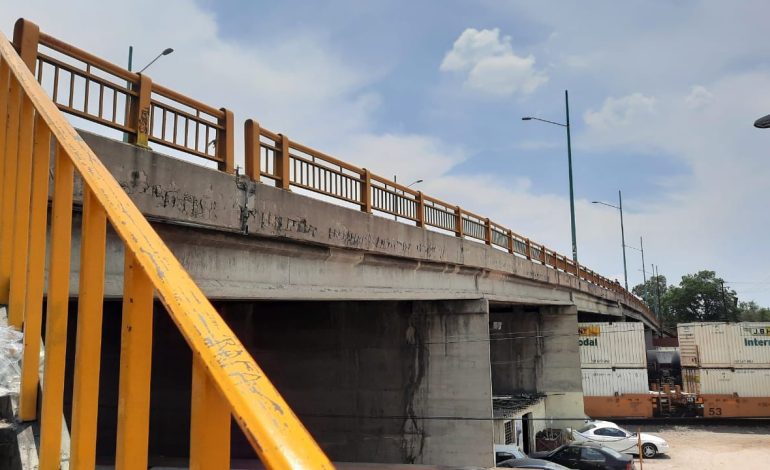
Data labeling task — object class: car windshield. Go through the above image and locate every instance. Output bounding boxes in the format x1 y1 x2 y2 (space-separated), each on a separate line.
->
576 423 596 433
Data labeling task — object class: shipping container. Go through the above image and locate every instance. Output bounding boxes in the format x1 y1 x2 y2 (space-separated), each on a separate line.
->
578 322 647 368
678 322 770 368
682 368 770 397
581 368 649 396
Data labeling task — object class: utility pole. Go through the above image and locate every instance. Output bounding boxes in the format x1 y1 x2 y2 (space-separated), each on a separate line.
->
565 90 578 263
720 279 729 322
653 264 662 320
640 236 646 284
619 190 628 291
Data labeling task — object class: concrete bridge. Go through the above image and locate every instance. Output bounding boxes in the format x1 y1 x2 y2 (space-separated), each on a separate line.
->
2 18 658 469
43 131 655 467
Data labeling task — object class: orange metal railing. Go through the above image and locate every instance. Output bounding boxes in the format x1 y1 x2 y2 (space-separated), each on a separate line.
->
0 21 331 470
15 19 234 172
8 17 654 324
243 118 654 320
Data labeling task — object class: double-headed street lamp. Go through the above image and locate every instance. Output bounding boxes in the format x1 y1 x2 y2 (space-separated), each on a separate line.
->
592 190 628 291
522 90 578 262
754 114 770 128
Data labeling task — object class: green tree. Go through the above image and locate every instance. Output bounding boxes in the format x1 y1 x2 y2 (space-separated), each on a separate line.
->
738 301 770 322
632 274 672 326
665 270 739 324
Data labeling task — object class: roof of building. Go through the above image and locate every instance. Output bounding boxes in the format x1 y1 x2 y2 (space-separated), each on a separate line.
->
492 393 546 419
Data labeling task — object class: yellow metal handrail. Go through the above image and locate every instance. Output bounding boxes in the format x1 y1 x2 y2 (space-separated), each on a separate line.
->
0 27 332 470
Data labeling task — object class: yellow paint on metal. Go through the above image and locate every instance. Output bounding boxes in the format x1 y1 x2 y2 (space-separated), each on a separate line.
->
0 31 333 469
69 188 107 470
190 355 231 470
0 34 333 469
8 95 35 329
0 59 9 225
0 77 21 305
38 146 74 470
18 114 51 421
115 252 154 470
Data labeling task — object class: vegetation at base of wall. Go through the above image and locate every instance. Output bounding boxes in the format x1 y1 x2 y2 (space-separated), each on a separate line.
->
632 270 769 329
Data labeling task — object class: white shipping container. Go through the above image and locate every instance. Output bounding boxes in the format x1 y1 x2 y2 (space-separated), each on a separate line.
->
581 368 650 396
578 322 647 368
678 322 770 368
682 368 770 397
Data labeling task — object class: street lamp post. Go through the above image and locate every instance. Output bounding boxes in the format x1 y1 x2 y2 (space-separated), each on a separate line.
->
393 175 423 221
522 90 578 262
625 236 646 284
592 190 629 291
124 46 174 142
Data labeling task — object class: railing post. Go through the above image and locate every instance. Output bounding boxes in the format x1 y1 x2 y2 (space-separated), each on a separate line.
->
190 356 231 470
244 119 260 182
115 252 154 470
7 95 34 328
217 107 235 174
70 188 107 470
18 115 51 421
455 206 463 237
0 77 21 304
128 73 152 147
12 18 40 73
277 133 290 190
416 191 425 227
38 146 74 470
361 168 372 213
525 238 532 260
507 229 514 253
484 218 492 245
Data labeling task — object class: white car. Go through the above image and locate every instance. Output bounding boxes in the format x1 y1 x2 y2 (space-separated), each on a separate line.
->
569 420 669 458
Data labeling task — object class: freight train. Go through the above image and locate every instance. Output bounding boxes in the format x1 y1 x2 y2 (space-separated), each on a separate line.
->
578 321 770 419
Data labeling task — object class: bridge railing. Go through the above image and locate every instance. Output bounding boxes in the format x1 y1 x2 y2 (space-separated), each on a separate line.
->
0 22 331 470
243 117 653 318
8 17 653 322
14 18 234 173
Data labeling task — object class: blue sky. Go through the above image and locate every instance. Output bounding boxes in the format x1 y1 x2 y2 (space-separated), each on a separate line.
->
5 1 770 303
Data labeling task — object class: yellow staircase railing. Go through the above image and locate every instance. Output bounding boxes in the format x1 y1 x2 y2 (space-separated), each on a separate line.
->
0 28 332 470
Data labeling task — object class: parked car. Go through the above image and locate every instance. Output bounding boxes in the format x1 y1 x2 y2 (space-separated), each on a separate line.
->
497 457 573 469
530 442 635 470
569 420 669 458
495 444 527 465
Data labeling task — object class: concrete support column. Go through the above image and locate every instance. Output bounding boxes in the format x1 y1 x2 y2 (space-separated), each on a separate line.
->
538 305 584 426
410 299 494 467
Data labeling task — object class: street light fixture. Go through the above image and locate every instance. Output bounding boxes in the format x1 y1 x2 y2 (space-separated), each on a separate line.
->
522 90 578 262
754 114 770 129
137 47 175 74
592 190 629 291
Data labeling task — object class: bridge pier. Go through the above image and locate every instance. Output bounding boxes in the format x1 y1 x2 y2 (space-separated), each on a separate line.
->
222 298 495 468
490 304 584 429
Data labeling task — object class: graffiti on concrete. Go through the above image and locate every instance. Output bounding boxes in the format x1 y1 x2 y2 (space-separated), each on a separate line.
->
122 170 218 220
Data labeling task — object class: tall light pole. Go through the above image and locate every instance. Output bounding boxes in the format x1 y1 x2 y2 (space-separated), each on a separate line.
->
592 190 628 290
625 236 647 284
393 176 423 221
124 46 174 142
523 90 578 262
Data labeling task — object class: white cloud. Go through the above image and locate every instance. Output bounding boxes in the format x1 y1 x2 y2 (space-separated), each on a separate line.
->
685 85 713 109
440 28 547 95
584 93 657 131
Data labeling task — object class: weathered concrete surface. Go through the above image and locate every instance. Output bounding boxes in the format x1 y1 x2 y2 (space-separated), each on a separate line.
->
73 299 494 468
490 305 584 426
66 131 652 326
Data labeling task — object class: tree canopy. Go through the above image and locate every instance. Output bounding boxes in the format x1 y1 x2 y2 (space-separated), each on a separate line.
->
632 270 756 328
